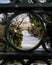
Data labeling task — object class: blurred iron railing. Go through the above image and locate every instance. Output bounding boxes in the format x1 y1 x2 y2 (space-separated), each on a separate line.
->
0 0 52 65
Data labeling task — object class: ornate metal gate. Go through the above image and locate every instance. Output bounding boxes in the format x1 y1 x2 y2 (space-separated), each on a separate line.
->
0 0 52 65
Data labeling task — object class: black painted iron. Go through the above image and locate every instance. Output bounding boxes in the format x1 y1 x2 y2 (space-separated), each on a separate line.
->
0 0 52 65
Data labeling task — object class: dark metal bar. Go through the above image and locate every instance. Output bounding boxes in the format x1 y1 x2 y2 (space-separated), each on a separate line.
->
0 51 52 60
0 1 52 65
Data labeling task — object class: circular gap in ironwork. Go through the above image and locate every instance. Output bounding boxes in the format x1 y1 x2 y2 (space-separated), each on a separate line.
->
5 11 45 52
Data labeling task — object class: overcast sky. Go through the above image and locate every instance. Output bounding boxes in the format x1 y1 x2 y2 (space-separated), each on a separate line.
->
0 0 47 3
0 0 10 3
12 14 30 23
0 0 10 19
0 0 30 22
0 0 46 22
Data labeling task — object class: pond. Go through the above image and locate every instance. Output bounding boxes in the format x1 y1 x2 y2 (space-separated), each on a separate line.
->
21 30 41 49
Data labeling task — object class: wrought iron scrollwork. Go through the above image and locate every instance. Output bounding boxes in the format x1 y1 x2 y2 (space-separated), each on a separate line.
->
27 59 50 65
0 0 52 65
4 11 45 52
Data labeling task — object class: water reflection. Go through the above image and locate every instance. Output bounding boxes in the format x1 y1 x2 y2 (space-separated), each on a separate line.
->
21 30 40 49
8 13 44 50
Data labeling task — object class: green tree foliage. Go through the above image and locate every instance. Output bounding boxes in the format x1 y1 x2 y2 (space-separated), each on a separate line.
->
28 16 42 38
8 26 23 48
44 14 52 22
44 14 52 48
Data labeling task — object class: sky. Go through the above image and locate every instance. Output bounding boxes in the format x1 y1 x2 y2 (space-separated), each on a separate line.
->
0 0 47 3
0 13 30 23
0 0 30 22
16 14 30 22
0 0 47 22
0 0 10 3
0 0 10 20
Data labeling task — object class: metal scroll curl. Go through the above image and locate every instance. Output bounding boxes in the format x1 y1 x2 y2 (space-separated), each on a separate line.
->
1 59 25 65
26 59 50 65
33 13 52 52
40 12 52 52
32 0 51 3
4 11 45 53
